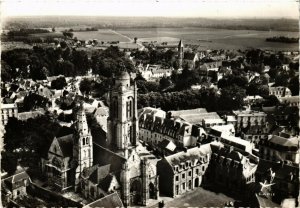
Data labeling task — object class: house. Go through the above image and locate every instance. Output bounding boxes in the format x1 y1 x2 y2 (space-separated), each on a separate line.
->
269 86 292 98
18 110 44 121
200 61 222 72
1 167 31 201
232 110 267 134
157 143 212 197
37 85 54 99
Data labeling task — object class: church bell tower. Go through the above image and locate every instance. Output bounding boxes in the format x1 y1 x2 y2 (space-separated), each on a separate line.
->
74 104 93 180
107 71 138 151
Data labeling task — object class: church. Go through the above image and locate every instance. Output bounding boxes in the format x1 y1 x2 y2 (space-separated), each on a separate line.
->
41 71 159 206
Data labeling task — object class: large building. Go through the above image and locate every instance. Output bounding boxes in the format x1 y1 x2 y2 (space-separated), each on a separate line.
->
205 142 258 196
258 133 299 164
42 72 159 206
157 143 212 197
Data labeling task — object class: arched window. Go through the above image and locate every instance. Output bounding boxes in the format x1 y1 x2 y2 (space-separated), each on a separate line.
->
83 138 86 145
86 137 89 145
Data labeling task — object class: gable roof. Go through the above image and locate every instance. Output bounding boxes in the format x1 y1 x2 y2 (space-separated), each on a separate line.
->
56 134 73 157
83 192 123 208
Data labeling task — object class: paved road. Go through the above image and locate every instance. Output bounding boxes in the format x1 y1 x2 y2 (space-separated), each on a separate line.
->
109 29 145 50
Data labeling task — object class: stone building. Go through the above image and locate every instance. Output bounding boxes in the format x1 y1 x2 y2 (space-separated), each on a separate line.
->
139 113 202 149
1 167 31 201
42 105 93 192
103 71 159 206
233 110 269 143
42 72 159 206
258 134 299 164
205 142 258 196
157 143 212 197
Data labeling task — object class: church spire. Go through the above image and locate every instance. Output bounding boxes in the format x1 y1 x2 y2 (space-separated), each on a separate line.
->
178 39 184 69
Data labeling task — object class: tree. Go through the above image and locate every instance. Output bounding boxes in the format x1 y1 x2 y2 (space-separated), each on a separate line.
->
3 117 24 152
1 151 18 174
52 27 55 32
275 71 289 87
51 76 67 90
219 85 246 110
134 37 138 43
288 76 299 96
159 76 172 90
23 93 50 111
72 50 89 75
80 78 92 96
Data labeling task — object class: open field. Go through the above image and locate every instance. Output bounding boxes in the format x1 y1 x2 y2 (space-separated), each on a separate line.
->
72 29 130 42
116 27 299 51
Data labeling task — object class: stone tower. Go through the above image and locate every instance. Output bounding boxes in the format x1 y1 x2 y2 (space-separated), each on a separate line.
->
73 105 93 181
107 71 138 151
178 39 184 69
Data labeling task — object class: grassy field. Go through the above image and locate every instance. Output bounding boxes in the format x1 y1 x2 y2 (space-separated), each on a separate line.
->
116 27 299 51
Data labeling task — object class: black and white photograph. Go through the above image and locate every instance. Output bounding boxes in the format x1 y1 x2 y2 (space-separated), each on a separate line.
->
0 0 299 207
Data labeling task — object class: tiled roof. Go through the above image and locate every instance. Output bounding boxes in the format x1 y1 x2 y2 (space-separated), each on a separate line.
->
169 108 207 117
164 143 212 167
83 192 123 208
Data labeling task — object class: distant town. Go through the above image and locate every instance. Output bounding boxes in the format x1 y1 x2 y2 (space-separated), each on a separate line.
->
1 18 299 208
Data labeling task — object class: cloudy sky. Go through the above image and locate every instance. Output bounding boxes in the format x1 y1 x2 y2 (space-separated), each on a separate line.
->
2 0 299 18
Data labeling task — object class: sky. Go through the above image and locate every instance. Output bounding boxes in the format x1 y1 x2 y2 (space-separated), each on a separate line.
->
2 0 299 18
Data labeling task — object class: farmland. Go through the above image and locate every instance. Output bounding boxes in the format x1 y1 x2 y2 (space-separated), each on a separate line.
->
116 27 299 51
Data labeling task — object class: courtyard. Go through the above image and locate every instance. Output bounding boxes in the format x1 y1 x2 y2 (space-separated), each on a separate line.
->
150 187 235 208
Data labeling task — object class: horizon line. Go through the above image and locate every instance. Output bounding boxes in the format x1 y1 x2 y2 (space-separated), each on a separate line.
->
4 15 299 20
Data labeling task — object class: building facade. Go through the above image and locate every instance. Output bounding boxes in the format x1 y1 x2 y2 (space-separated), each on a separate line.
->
106 71 159 206
1 103 18 125
157 144 212 197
